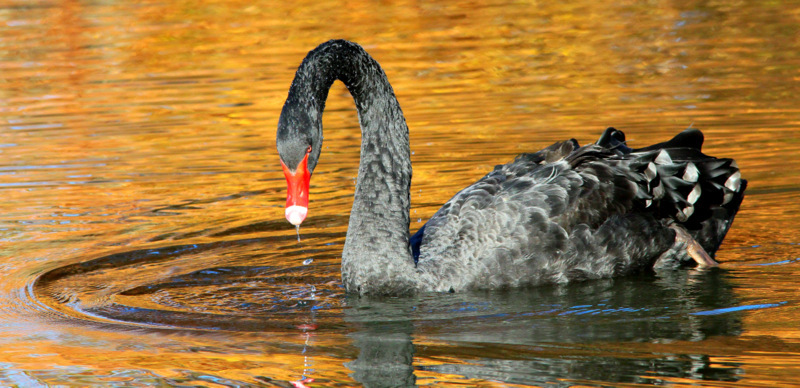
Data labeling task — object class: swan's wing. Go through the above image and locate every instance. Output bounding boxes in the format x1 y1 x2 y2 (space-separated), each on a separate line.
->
617 128 746 261
414 128 745 291
593 127 745 254
409 139 578 263
415 138 639 290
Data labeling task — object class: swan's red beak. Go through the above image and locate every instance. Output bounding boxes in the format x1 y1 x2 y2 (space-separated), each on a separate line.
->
281 152 310 226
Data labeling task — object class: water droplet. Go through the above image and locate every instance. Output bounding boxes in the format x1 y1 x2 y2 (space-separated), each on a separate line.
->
303 258 313 265
417 218 421 223
295 225 301 242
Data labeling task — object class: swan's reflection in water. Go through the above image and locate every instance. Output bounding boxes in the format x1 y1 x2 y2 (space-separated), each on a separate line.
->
34 244 742 386
344 270 743 386
346 318 416 386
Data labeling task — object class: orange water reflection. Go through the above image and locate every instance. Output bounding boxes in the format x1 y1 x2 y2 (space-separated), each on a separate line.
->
2 0 800 386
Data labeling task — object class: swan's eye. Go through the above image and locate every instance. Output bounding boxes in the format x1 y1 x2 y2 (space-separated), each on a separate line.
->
306 145 312 154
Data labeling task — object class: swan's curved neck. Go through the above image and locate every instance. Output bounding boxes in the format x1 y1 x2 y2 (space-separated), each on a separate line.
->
285 40 417 294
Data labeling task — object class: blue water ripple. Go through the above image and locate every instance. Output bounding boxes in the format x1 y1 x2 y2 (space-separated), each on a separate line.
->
690 301 787 316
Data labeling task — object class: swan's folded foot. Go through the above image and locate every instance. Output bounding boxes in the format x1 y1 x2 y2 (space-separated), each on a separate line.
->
669 223 718 268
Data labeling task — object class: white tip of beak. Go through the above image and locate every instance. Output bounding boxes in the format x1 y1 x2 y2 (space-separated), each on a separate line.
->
285 205 308 226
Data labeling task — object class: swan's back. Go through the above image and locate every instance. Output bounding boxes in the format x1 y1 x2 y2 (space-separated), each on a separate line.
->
413 128 745 292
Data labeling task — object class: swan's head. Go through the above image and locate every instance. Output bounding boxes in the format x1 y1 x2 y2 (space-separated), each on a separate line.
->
276 104 323 226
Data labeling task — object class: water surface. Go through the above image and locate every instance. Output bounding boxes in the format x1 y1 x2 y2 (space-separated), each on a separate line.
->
2 0 800 386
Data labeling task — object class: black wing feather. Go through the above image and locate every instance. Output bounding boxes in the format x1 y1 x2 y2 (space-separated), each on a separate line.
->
411 127 745 291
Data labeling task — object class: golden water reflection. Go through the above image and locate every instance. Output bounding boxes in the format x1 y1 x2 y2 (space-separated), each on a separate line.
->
2 0 800 386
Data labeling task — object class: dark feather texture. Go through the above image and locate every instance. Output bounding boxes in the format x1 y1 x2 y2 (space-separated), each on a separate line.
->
277 40 746 295
411 127 745 291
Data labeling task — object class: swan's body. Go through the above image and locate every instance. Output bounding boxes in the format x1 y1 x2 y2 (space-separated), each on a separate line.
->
277 40 746 295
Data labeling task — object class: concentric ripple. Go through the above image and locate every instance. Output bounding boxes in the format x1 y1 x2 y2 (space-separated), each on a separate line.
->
32 238 346 332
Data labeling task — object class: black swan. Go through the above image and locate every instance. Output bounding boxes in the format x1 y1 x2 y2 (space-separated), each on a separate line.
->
276 40 746 295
